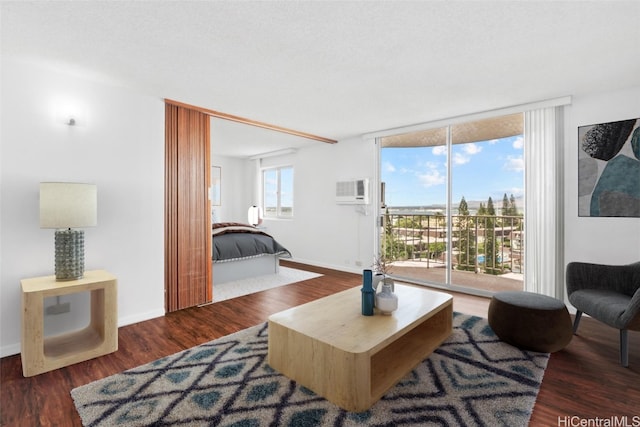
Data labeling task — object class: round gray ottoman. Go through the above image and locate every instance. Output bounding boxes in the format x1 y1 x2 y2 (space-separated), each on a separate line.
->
488 291 573 353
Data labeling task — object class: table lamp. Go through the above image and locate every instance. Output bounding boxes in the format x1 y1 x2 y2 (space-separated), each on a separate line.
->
40 182 97 281
247 205 263 226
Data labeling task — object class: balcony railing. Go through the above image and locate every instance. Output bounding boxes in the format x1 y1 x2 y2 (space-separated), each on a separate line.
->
380 212 524 290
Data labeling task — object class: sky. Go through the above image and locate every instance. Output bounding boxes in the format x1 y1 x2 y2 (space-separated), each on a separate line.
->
381 135 524 208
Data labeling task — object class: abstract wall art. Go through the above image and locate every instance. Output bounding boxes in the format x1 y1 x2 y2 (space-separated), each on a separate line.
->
578 118 640 217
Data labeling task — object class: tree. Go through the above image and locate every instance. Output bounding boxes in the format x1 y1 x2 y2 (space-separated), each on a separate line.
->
484 196 501 274
458 196 469 216
509 194 520 217
501 193 509 216
487 196 495 216
381 208 395 259
477 202 486 216
428 242 446 259
396 216 422 230
381 208 412 261
456 196 476 271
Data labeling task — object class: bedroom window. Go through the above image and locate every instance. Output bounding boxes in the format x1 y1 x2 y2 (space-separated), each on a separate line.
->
263 166 294 218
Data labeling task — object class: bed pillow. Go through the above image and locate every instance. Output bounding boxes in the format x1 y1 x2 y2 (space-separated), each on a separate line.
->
212 222 268 237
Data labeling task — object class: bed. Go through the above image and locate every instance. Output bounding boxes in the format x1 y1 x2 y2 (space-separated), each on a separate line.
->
212 222 292 284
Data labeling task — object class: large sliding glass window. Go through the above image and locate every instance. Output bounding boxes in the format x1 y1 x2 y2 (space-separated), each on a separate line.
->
380 113 524 295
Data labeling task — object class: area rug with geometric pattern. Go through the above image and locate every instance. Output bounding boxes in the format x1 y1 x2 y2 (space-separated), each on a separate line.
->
71 312 549 426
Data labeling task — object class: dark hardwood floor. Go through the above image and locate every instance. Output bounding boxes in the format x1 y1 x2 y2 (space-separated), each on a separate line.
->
1 261 638 426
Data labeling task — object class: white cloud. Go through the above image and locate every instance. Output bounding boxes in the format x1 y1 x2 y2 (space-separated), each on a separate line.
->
425 161 440 169
464 143 482 154
508 187 524 197
417 162 446 188
450 143 482 165
432 146 447 156
383 161 396 173
453 152 470 165
512 136 524 149
418 169 445 187
432 143 481 165
504 155 524 172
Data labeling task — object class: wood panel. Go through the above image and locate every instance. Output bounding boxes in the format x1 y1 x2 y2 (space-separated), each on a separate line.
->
165 103 212 312
165 103 178 311
165 98 337 144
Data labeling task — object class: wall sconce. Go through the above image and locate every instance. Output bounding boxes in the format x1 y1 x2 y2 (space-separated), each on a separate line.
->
61 113 84 127
40 182 97 281
54 108 84 127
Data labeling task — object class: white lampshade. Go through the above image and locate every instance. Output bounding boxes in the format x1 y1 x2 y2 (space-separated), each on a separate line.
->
40 182 97 229
247 205 263 226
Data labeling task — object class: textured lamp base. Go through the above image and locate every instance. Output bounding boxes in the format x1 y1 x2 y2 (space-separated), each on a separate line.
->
54 229 85 281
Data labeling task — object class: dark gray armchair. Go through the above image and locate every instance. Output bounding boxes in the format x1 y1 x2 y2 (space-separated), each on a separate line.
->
566 261 640 367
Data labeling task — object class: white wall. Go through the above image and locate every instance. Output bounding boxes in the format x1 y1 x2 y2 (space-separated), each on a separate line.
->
0 58 165 357
261 137 378 273
564 86 640 267
210 154 253 223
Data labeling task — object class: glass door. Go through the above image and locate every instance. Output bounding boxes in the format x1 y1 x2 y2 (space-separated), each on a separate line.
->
379 114 525 295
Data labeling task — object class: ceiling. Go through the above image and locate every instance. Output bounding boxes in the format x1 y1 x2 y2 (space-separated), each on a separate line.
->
2 1 639 157
210 116 324 158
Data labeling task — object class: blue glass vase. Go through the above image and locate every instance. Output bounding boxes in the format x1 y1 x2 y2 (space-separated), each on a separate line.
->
361 269 375 316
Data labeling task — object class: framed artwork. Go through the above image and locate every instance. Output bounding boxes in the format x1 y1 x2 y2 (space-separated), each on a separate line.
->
212 166 221 206
578 118 640 217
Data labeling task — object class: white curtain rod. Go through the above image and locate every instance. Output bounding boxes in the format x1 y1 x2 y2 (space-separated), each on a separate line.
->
362 96 572 140
248 148 297 161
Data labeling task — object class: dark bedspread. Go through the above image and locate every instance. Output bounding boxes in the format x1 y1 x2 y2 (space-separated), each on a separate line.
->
212 222 292 262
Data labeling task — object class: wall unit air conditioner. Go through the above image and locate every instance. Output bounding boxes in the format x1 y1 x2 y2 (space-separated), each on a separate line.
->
336 179 369 205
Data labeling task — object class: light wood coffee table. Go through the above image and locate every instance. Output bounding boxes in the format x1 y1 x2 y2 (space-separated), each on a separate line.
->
267 283 452 412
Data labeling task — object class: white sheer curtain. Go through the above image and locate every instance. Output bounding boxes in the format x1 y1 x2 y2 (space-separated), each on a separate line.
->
524 107 565 298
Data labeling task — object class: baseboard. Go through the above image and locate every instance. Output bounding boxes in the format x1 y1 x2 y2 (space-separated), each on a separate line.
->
0 309 166 359
1 343 21 358
287 257 363 275
118 308 166 328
